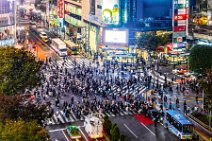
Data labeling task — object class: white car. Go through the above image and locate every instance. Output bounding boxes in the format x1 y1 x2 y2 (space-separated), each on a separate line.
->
184 71 194 77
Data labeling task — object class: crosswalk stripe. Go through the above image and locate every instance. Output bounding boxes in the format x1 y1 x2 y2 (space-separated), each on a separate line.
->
70 110 78 121
119 111 125 116
52 114 58 124
59 110 69 122
104 111 111 117
80 115 85 121
57 113 65 123
122 110 129 115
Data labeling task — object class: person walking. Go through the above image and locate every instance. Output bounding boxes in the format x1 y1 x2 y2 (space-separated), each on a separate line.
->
196 94 199 104
183 100 187 114
176 97 179 108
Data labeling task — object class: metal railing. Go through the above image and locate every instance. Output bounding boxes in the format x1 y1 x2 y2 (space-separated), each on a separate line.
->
188 114 212 138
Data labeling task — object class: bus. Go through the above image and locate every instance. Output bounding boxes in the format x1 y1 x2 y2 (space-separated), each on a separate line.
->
164 110 193 140
50 38 67 57
84 115 104 139
65 40 79 55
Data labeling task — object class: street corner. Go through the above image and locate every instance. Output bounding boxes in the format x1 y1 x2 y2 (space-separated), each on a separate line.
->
48 128 71 141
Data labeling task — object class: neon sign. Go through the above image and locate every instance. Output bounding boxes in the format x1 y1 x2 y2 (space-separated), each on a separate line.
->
58 0 63 18
174 14 187 20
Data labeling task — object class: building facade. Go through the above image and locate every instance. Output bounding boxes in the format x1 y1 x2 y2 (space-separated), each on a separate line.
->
64 0 83 41
61 0 173 53
0 0 16 46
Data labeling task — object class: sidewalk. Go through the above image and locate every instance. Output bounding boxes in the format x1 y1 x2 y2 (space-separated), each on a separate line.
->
194 128 212 141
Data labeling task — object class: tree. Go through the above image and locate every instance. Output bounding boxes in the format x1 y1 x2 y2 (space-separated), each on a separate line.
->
200 69 212 110
157 33 172 46
103 116 112 135
0 119 49 141
18 103 50 125
110 125 120 141
135 32 170 51
120 134 128 141
189 45 212 73
136 33 157 50
0 95 22 121
0 95 49 125
0 47 43 95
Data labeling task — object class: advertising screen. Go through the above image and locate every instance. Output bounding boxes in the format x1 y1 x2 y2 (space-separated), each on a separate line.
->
103 29 128 46
102 0 119 24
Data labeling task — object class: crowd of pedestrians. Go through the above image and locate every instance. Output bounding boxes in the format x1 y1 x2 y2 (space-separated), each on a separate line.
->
24 53 202 126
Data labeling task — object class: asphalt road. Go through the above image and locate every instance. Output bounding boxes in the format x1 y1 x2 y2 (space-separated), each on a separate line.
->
47 121 106 141
47 115 179 141
110 116 179 141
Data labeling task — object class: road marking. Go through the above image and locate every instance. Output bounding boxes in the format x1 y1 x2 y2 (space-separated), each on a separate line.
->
48 128 66 133
139 122 156 136
62 130 69 141
123 124 138 138
78 127 89 141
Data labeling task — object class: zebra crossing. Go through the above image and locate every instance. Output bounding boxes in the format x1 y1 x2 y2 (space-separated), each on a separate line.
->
56 58 94 69
56 60 74 69
46 108 136 125
108 83 147 99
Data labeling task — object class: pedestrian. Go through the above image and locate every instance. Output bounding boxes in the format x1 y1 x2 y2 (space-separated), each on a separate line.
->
196 94 198 104
176 97 179 108
154 113 160 127
183 100 187 114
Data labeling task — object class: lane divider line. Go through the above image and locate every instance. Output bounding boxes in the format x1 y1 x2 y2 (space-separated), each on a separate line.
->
79 127 89 141
62 130 69 141
140 122 156 136
123 124 138 138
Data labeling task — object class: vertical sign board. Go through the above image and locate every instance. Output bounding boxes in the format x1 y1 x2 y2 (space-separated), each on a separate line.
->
58 0 63 18
172 0 189 50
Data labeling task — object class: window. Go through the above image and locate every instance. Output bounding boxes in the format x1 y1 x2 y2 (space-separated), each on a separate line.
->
97 5 102 9
60 49 67 52
173 120 182 131
183 125 193 134
90 0 95 15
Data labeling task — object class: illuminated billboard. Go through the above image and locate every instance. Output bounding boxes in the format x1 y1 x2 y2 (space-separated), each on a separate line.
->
102 0 119 25
172 0 189 50
193 16 208 25
103 29 128 46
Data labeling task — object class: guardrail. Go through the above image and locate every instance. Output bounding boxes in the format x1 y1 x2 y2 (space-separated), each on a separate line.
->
188 115 212 139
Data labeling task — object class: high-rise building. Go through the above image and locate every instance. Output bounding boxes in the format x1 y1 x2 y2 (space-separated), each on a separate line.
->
120 0 172 24
0 0 16 46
